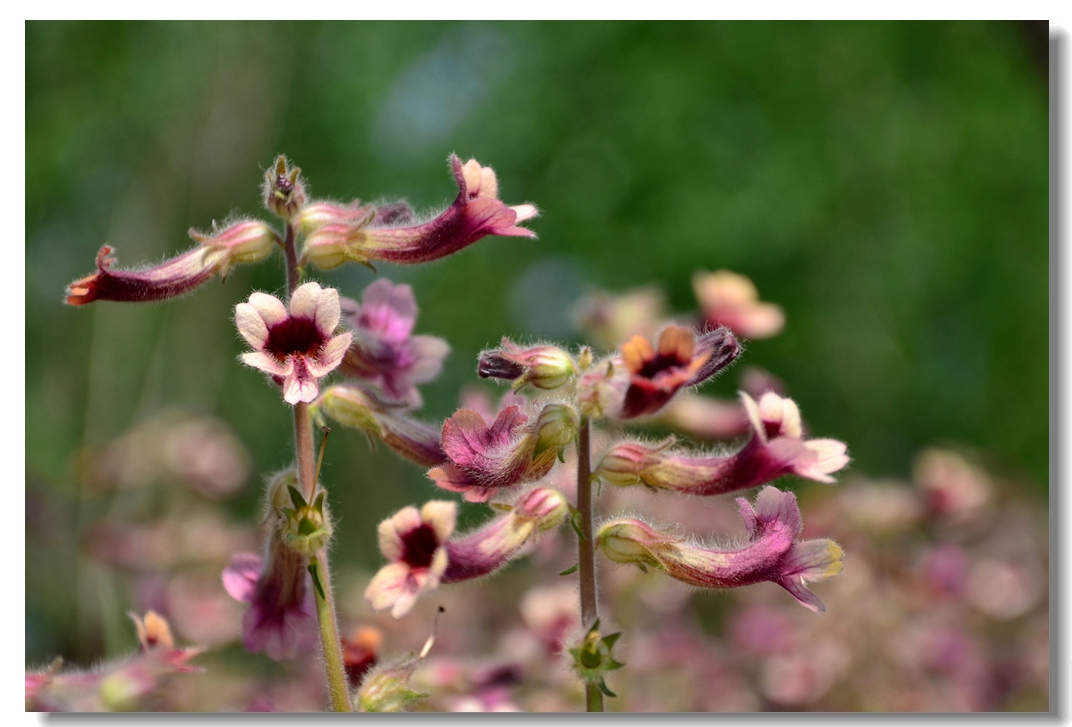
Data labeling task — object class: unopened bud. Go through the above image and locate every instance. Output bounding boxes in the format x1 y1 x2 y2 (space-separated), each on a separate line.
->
264 156 307 221
188 220 280 278
534 404 579 459
478 340 578 391
595 520 666 567
355 658 428 712
298 200 373 237
513 487 569 532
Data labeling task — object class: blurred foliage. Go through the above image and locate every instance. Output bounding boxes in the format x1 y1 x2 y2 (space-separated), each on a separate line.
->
26 21 1047 668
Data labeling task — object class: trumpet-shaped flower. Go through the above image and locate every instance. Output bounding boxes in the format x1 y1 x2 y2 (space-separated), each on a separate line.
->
365 489 568 618
596 391 849 495
222 546 317 661
235 282 352 405
596 486 844 613
579 326 740 420
65 220 280 306
302 155 537 269
427 403 576 502
338 279 449 408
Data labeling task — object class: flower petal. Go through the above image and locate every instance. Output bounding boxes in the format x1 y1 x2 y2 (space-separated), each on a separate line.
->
235 303 270 349
289 281 323 320
222 552 262 603
247 292 288 328
241 351 291 377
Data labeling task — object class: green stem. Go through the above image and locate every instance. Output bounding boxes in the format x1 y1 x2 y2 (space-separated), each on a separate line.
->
283 219 352 712
576 417 604 712
312 555 352 712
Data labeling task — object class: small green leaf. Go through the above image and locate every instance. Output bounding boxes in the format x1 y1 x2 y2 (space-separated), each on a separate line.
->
570 511 585 540
597 678 617 698
308 563 326 600
288 485 308 509
312 491 325 513
601 632 622 650
559 563 579 576
605 659 625 671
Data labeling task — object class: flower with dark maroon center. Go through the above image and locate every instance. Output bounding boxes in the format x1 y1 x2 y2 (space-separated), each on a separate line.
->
365 502 455 618
616 325 740 419
235 282 352 405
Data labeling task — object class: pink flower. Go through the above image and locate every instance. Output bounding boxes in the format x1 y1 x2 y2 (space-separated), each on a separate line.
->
365 490 568 618
365 502 456 618
302 155 537 269
65 220 280 306
235 282 353 404
427 404 575 503
222 547 317 661
338 279 449 408
595 391 849 495
596 486 845 613
692 270 785 340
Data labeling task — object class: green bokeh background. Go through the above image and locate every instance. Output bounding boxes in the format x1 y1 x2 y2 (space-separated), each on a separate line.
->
26 21 1048 666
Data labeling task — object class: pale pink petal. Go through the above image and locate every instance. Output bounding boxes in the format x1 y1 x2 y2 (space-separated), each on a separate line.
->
307 332 352 377
390 589 420 619
313 286 341 338
289 281 322 320
241 351 291 377
421 501 457 543
235 303 270 349
800 439 850 481
222 552 262 603
409 335 450 384
378 508 418 561
779 397 803 439
282 359 319 404
741 392 765 442
247 292 288 328
365 563 414 613
510 204 538 222
427 546 449 585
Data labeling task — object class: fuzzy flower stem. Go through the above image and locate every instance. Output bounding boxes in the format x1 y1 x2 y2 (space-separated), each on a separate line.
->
284 219 351 712
575 417 603 713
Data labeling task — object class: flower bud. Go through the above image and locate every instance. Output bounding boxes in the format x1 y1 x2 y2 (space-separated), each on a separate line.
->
534 403 579 459
576 357 631 420
298 200 374 237
188 220 280 278
478 340 578 391
355 657 428 712
263 156 307 221
514 486 569 532
595 520 667 567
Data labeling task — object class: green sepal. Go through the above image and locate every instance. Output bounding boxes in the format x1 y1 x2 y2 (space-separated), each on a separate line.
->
597 678 617 698
489 502 513 513
605 659 625 671
312 491 326 514
308 563 326 601
601 632 622 650
559 563 579 576
288 485 308 510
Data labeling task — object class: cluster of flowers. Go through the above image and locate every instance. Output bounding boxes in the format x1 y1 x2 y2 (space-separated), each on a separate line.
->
45 153 850 712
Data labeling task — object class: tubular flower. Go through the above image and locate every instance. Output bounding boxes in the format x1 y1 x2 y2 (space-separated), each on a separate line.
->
222 546 317 661
235 282 352 405
428 403 577 503
365 490 568 618
65 220 280 306
692 270 785 340
596 486 845 613
596 392 849 495
478 339 578 391
311 384 447 468
302 154 537 269
581 325 740 420
338 279 449 408
442 487 569 582
364 502 456 619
